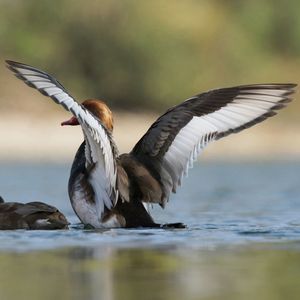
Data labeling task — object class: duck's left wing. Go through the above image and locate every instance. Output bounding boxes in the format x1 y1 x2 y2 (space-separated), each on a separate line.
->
132 84 296 207
6 60 118 218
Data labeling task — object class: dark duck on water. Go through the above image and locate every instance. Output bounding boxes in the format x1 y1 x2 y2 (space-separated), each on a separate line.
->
6 60 297 228
0 196 69 230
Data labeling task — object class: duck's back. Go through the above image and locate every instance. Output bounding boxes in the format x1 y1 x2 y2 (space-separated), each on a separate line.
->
0 200 69 230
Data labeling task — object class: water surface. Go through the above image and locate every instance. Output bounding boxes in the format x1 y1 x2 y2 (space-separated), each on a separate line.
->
0 161 299 300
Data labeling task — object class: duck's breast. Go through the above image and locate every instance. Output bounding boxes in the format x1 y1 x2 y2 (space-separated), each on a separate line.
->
69 142 122 228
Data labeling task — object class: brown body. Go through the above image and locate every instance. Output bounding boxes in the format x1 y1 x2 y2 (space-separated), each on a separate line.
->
67 99 167 228
0 197 69 230
69 142 166 228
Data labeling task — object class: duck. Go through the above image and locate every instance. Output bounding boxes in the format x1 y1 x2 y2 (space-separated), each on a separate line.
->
0 196 69 230
6 60 296 228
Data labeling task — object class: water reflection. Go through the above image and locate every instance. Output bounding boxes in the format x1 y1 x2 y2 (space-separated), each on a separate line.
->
0 244 300 300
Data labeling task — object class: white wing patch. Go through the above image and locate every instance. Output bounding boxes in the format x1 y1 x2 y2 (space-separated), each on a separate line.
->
7 61 118 220
161 86 293 196
163 117 216 195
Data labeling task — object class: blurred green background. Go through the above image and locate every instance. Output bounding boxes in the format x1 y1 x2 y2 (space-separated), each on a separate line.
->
0 0 299 114
0 0 299 161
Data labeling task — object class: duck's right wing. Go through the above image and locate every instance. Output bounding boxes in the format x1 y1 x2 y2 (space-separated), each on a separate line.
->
131 84 296 207
6 60 118 218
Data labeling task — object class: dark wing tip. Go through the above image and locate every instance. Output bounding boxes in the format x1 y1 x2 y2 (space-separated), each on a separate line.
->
239 83 297 99
6 59 19 65
6 59 34 68
5 60 19 75
214 83 297 95
5 59 69 94
238 83 297 89
5 60 28 71
5 59 49 76
6 60 31 77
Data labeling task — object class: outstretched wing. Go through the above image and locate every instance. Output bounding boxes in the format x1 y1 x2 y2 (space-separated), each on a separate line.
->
6 60 118 218
132 84 296 207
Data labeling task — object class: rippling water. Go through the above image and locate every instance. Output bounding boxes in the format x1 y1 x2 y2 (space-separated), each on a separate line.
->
0 161 299 300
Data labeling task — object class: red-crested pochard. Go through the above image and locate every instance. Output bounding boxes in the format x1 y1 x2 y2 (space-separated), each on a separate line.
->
6 60 296 228
0 196 69 230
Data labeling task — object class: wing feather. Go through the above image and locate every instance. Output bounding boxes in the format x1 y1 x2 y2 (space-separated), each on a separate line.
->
132 83 296 206
6 60 118 218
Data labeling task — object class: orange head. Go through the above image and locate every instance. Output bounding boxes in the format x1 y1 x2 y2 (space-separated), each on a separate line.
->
61 99 114 132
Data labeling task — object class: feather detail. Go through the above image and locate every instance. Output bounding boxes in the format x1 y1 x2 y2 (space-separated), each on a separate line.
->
132 83 296 206
6 60 118 219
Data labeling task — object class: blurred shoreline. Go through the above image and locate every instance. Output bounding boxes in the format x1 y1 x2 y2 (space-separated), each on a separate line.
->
1 0 300 163
0 111 299 163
